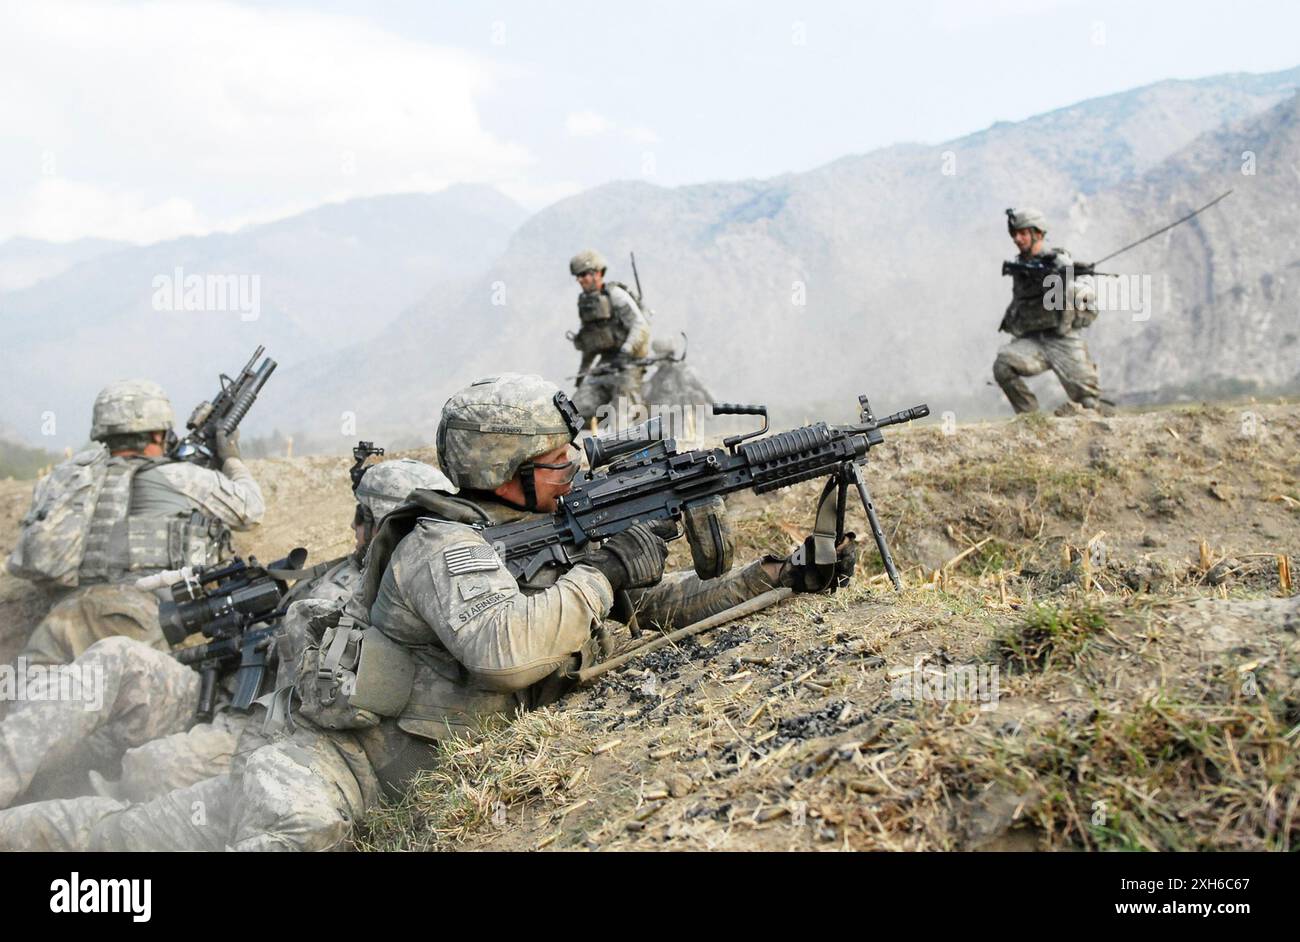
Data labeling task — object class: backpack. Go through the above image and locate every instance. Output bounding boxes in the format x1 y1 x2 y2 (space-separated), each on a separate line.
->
6 444 111 587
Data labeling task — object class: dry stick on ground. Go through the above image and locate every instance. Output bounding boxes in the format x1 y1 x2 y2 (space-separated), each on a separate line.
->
576 588 794 684
941 537 993 572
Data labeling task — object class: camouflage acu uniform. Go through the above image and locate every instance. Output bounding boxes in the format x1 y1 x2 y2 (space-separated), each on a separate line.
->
0 555 362 815
0 458 448 848
19 456 265 665
645 359 713 416
0 490 781 851
993 247 1103 413
571 281 653 425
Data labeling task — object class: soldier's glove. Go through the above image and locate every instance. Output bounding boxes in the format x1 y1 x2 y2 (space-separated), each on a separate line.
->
587 520 677 592
215 429 241 463
777 533 858 594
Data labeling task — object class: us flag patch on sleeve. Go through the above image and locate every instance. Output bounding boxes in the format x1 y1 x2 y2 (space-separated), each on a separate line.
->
444 543 501 574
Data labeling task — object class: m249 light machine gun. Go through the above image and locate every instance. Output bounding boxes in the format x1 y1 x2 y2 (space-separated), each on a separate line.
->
474 393 929 592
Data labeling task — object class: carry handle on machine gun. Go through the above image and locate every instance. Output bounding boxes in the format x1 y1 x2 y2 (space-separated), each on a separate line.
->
137 548 307 721
471 392 929 592
171 345 278 468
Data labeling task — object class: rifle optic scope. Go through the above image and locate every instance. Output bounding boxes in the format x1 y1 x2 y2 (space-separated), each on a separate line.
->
583 415 665 469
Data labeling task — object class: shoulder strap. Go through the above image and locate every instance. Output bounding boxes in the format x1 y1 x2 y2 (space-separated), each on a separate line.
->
358 489 489 610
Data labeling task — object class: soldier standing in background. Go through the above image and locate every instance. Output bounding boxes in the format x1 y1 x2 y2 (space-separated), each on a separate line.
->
993 208 1108 416
568 249 652 426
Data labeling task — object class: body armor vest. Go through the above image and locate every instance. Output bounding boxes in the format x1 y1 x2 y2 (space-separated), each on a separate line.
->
572 283 633 355
77 456 231 584
1003 250 1068 337
344 491 593 748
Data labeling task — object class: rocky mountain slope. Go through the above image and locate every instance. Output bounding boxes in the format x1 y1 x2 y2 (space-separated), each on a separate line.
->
263 67 1300 444
0 237 127 293
3 68 1297 454
0 185 525 450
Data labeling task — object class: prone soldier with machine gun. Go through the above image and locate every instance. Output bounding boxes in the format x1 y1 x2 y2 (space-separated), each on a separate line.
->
0 373 930 851
191 372 930 852
467 393 927 594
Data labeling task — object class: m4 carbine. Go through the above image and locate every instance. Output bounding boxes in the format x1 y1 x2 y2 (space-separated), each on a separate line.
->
1001 190 1234 283
137 549 307 721
575 332 688 382
1001 257 1110 279
172 345 277 468
472 394 929 591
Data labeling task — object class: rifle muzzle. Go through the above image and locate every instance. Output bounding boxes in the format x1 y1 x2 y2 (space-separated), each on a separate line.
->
875 404 930 428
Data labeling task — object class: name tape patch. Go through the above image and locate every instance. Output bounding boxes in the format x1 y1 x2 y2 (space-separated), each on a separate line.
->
456 591 510 626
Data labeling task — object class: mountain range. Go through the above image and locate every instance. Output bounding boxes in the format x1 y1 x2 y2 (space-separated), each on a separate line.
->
3 66 1298 452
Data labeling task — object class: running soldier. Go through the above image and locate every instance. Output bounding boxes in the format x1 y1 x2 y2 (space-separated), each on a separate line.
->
993 208 1107 416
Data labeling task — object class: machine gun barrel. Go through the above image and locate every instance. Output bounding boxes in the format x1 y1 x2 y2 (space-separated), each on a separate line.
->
874 405 930 428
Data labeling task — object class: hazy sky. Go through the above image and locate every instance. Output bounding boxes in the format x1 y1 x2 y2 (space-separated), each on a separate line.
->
2 0 1298 244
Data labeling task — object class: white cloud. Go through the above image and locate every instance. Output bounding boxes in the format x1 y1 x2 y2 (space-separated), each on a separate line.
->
928 0 1082 31
14 179 207 244
623 125 662 145
0 0 538 243
565 111 660 147
565 111 616 137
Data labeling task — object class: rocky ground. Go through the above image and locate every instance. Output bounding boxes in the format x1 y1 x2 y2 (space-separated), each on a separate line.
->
1 400 1296 850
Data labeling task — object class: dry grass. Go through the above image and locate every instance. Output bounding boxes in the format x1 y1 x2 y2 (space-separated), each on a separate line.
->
354 710 593 851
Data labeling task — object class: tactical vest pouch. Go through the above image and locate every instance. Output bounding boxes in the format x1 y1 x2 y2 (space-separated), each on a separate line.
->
573 291 622 353
684 496 734 580
578 290 614 325
295 612 415 730
7 445 110 587
1069 281 1099 330
124 511 230 576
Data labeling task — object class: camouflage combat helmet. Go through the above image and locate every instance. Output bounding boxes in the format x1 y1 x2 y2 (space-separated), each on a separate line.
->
1006 207 1048 234
356 459 454 520
569 249 607 276
436 373 583 495
90 379 175 441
